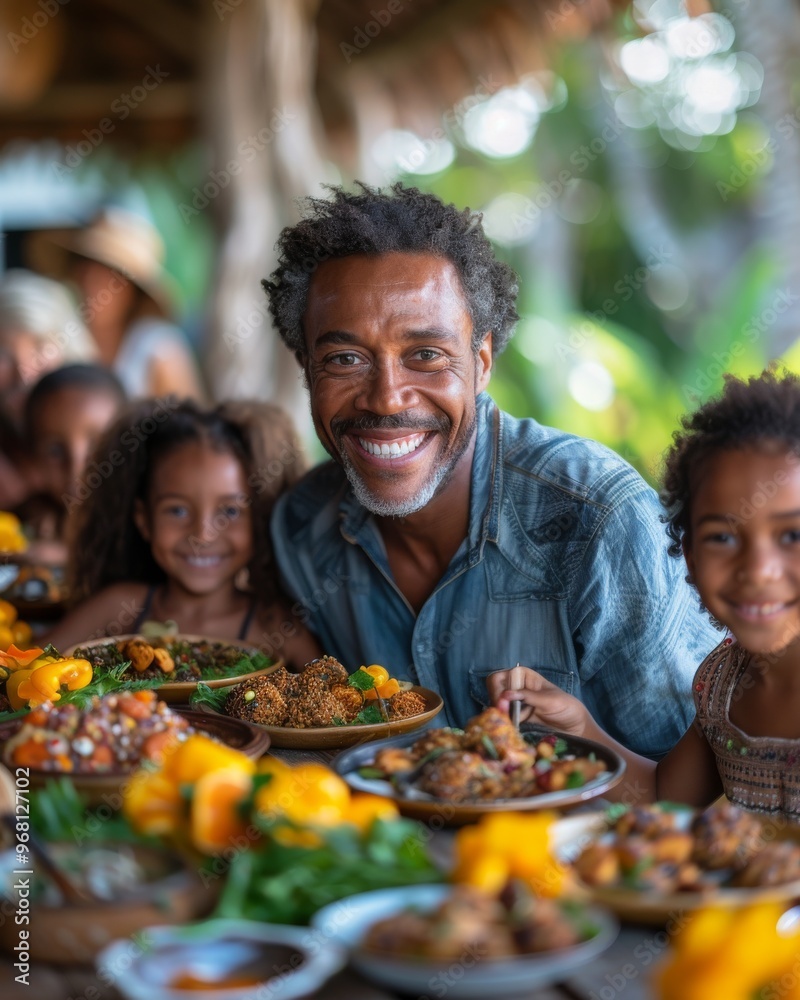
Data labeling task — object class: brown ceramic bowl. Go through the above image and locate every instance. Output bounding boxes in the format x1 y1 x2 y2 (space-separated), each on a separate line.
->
64 634 283 703
249 685 444 749
0 707 270 806
0 844 217 964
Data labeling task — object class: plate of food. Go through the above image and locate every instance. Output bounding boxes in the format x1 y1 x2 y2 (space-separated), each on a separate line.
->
218 656 444 749
554 800 800 924
65 634 281 703
0 690 270 803
333 707 625 825
311 883 618 999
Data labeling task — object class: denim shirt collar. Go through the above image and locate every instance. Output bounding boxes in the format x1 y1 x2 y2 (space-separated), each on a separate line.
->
337 392 501 566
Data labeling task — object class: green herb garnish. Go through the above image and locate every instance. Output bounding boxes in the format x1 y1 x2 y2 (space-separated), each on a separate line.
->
189 682 230 712
347 670 376 692
357 766 386 780
565 772 586 789
213 815 442 925
354 704 383 724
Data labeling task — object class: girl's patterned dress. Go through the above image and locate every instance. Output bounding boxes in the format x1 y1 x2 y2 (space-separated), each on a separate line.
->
693 639 800 823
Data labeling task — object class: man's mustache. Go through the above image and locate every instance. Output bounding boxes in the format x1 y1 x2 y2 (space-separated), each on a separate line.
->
331 414 450 436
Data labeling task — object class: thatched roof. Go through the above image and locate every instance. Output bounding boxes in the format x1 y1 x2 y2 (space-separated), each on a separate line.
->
0 0 621 150
0 0 625 413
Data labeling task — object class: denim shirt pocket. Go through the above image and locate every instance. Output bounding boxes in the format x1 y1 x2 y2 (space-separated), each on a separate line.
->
468 664 577 709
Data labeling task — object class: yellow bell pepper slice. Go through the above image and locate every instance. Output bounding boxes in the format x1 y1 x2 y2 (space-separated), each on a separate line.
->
17 657 92 706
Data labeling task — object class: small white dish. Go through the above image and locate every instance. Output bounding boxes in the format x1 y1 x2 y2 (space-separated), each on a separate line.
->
0 563 20 592
311 884 618 1000
96 918 346 1000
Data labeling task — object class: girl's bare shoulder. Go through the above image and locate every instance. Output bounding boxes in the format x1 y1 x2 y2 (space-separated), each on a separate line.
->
43 581 153 650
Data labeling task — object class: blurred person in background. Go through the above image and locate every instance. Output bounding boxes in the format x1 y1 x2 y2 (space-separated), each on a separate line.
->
16 364 126 566
32 207 206 402
0 268 98 508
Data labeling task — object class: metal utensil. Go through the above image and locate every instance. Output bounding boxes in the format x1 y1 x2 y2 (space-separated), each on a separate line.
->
510 662 523 730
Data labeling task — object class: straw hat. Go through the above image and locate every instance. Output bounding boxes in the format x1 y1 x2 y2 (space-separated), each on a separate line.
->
30 208 178 317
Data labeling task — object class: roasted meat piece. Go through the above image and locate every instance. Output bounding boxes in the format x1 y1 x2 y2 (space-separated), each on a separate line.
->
691 802 764 870
463 708 528 759
613 805 680 839
731 841 800 887
373 746 416 774
511 897 583 953
575 843 620 886
416 751 503 802
410 728 464 757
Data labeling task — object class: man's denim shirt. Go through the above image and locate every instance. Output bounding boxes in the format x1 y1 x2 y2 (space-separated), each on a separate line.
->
271 393 720 758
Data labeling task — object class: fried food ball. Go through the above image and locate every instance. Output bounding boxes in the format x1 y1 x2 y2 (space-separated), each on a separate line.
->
388 690 427 720
226 678 287 726
330 683 363 722
267 665 296 696
301 655 348 685
284 691 341 728
294 656 346 705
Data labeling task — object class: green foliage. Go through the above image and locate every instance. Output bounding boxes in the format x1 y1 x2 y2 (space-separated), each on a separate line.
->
348 669 376 691
213 817 442 925
400 27 785 484
29 779 145 845
189 682 231 712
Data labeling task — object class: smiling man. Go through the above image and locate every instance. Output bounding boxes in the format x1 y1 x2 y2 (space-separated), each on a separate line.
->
265 183 719 757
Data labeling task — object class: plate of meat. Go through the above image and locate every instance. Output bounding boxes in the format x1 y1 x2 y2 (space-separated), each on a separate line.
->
311 883 618 999
333 708 625 825
553 800 800 924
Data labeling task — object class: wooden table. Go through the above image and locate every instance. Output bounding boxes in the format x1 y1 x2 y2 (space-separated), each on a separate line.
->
11 748 660 1000
7 926 658 998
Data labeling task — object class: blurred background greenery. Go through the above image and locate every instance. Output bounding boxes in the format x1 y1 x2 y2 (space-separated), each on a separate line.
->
2 0 797 478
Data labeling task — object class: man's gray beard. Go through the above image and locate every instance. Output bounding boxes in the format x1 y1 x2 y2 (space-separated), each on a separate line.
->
339 414 475 518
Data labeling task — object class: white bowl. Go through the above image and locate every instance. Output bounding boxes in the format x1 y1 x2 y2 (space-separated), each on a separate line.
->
96 918 346 1000
311 885 618 999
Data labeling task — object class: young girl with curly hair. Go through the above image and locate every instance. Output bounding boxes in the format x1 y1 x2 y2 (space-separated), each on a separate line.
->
44 398 321 668
490 370 800 821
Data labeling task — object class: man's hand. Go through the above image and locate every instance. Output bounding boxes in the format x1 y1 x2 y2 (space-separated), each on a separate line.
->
486 666 590 736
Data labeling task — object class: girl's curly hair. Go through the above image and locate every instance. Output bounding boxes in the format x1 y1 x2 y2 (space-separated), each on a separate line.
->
66 397 305 605
661 370 800 556
263 182 520 358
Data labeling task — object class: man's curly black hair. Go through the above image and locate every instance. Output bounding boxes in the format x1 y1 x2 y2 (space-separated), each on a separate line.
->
661 369 800 556
263 182 520 357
